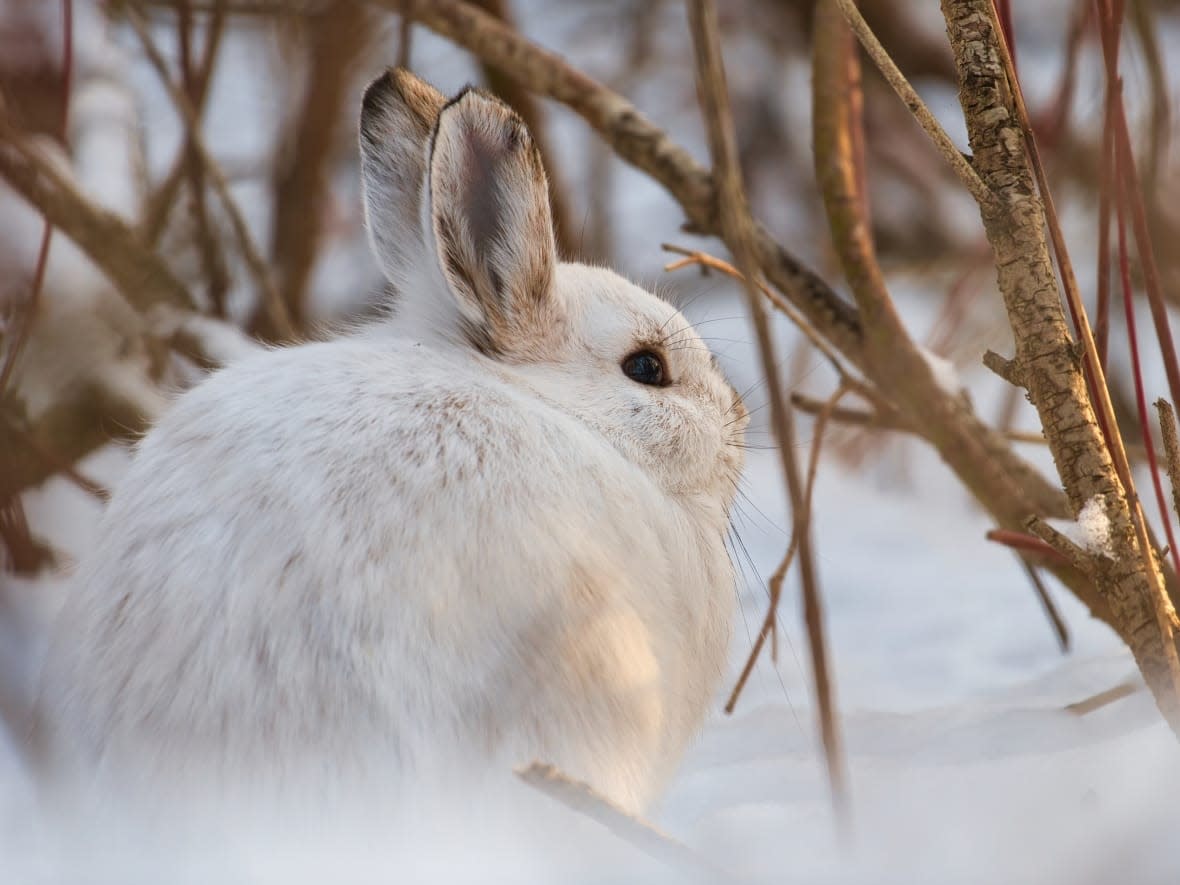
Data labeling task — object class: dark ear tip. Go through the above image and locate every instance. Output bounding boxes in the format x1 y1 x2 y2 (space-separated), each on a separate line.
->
361 68 397 122
356 68 394 134
442 85 513 118
361 68 447 138
438 86 530 150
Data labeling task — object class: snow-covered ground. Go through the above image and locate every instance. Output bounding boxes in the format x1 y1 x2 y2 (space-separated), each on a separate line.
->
5 292 1176 884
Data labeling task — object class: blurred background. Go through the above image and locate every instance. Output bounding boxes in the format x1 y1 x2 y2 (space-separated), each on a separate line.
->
3 1 1180 879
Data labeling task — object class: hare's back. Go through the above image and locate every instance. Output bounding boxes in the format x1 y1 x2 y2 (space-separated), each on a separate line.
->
45 338 669 780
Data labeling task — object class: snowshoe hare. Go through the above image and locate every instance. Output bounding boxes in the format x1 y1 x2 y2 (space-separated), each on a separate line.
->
35 70 747 816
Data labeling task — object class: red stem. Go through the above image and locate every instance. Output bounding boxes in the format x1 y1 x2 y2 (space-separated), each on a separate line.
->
1114 158 1180 578
1094 83 1115 367
996 0 1017 74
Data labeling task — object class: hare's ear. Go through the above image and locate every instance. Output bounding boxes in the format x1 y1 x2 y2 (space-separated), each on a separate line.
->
359 68 447 292
426 88 558 354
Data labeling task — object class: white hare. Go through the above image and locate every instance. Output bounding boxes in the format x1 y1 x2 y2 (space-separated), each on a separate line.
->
35 70 746 816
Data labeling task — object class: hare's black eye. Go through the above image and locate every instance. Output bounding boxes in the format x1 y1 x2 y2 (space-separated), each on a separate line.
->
621 350 666 386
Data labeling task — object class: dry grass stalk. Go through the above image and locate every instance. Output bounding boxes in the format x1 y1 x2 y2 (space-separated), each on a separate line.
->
686 0 849 824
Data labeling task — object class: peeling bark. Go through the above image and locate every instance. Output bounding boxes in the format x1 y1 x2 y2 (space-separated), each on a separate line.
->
942 0 1180 729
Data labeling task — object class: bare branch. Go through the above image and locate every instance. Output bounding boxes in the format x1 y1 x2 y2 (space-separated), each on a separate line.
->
0 0 73 396
686 0 849 825
0 124 195 313
369 0 866 364
516 762 721 880
942 0 1180 720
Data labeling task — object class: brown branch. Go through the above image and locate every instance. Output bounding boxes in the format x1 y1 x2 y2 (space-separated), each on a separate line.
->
661 244 867 395
176 0 230 316
0 123 195 313
724 383 850 714
266 0 376 333
942 0 1180 723
370 0 866 365
381 1 1073 529
0 0 72 396
0 381 155 502
817 0 1135 669
1158 399 1180 527
1064 680 1141 715
687 0 849 825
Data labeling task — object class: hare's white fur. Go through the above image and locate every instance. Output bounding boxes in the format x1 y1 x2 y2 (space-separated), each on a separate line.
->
37 73 746 816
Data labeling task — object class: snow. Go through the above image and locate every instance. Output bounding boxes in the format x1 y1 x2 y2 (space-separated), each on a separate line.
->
3 4 1179 882
1077 496 1116 558
7 293 1175 884
1047 495 1116 559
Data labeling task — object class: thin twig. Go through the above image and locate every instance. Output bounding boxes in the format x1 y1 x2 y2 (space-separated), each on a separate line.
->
687 0 848 826
0 120 195 312
140 0 227 246
125 3 297 341
1158 399 1180 527
1064 680 1140 715
831 0 992 206
724 383 850 713
985 528 1075 570
1018 558 1070 652
1024 516 1095 575
661 244 869 397
469 0 582 259
266 0 376 334
0 0 73 396
396 0 413 68
1113 151 1180 581
515 763 721 880
2 416 110 502
790 393 1054 448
